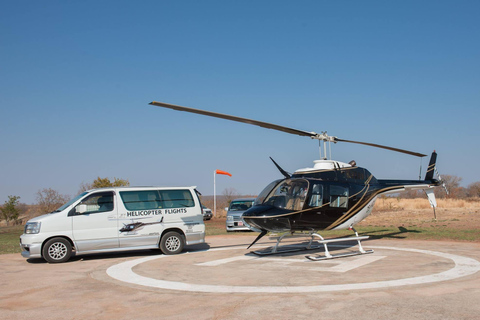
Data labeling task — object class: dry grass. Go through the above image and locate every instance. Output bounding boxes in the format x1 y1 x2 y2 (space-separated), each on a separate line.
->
374 197 480 211
358 197 480 241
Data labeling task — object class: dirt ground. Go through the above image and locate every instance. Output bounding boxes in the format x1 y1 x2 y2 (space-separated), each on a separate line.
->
1 235 480 320
2 200 479 319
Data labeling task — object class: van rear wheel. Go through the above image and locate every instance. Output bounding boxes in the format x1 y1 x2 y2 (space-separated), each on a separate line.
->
42 237 72 263
160 231 185 255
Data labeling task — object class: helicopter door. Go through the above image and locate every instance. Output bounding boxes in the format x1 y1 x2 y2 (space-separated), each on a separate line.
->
308 184 324 207
329 185 349 210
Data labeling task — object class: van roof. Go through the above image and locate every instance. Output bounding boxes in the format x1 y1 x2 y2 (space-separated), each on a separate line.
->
86 186 198 192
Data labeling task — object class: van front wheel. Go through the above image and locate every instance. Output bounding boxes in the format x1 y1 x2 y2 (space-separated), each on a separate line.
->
42 237 72 263
160 231 185 255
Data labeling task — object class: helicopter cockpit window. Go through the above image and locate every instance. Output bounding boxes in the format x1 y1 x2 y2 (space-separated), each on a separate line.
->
329 185 349 208
263 179 309 211
308 184 324 207
254 179 283 206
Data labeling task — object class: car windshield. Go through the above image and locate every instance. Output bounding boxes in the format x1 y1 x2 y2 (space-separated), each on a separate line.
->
52 192 88 213
229 201 254 211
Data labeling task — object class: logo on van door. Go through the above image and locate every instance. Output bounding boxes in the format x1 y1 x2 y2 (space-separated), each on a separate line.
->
119 217 164 233
122 208 187 218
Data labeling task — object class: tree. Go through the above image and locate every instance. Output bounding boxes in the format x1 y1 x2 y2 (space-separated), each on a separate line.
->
36 188 70 215
1 195 21 226
222 187 239 205
467 182 480 198
78 177 130 193
435 175 463 198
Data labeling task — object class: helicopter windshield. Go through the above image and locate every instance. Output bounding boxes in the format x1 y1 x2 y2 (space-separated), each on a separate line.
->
254 179 283 206
262 179 309 211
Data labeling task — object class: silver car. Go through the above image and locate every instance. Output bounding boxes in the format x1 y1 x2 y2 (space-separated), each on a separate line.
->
226 198 255 231
202 206 213 220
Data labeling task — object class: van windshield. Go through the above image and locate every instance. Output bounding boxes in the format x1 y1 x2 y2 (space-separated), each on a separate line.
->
52 192 88 213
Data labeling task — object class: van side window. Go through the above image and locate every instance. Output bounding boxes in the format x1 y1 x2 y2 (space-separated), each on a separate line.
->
329 185 349 208
120 190 162 210
75 192 114 214
159 190 194 208
120 189 195 211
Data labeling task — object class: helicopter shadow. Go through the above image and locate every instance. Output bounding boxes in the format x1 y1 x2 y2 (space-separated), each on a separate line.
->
357 226 422 241
248 227 423 257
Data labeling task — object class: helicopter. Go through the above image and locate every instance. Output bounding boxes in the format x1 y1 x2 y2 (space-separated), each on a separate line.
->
149 101 443 260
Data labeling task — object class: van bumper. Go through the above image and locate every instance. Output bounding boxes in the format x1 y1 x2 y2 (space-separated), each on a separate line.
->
20 235 43 259
20 243 42 259
185 232 205 245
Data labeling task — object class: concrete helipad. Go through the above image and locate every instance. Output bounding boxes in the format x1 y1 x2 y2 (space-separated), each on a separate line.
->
1 236 480 319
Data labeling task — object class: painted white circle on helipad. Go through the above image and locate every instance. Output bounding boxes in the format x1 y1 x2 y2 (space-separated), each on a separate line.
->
106 246 480 293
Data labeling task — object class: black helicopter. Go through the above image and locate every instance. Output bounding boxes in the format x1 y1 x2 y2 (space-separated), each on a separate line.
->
149 101 442 260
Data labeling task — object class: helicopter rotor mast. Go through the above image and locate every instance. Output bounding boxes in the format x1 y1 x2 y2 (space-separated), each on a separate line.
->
149 101 427 158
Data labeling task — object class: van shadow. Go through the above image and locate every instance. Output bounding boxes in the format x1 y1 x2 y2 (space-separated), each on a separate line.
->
27 243 212 264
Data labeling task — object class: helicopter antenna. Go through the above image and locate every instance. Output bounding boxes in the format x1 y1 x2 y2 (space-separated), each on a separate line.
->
322 133 328 160
269 157 291 178
418 157 423 180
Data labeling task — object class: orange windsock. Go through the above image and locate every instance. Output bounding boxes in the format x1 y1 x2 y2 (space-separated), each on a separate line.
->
215 169 232 177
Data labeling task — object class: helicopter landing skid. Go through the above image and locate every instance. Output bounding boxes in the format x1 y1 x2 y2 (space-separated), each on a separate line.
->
306 229 374 261
252 232 324 256
252 228 374 260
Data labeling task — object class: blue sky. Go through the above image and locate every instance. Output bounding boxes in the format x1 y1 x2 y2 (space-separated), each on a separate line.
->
1 1 479 204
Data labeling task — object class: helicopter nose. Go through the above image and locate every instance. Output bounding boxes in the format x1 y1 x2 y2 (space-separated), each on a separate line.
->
241 205 272 217
242 205 292 232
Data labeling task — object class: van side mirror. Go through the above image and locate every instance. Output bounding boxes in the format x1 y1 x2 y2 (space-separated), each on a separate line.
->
75 204 87 214
225 207 229 212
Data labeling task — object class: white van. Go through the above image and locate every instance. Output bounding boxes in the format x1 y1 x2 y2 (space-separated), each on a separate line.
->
20 186 205 263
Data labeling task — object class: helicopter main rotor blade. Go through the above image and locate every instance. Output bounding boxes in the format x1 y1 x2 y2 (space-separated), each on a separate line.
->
149 101 316 138
149 101 427 157
334 138 427 157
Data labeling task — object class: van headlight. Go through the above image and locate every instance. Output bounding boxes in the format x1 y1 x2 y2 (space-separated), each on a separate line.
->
226 216 233 221
24 222 41 234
